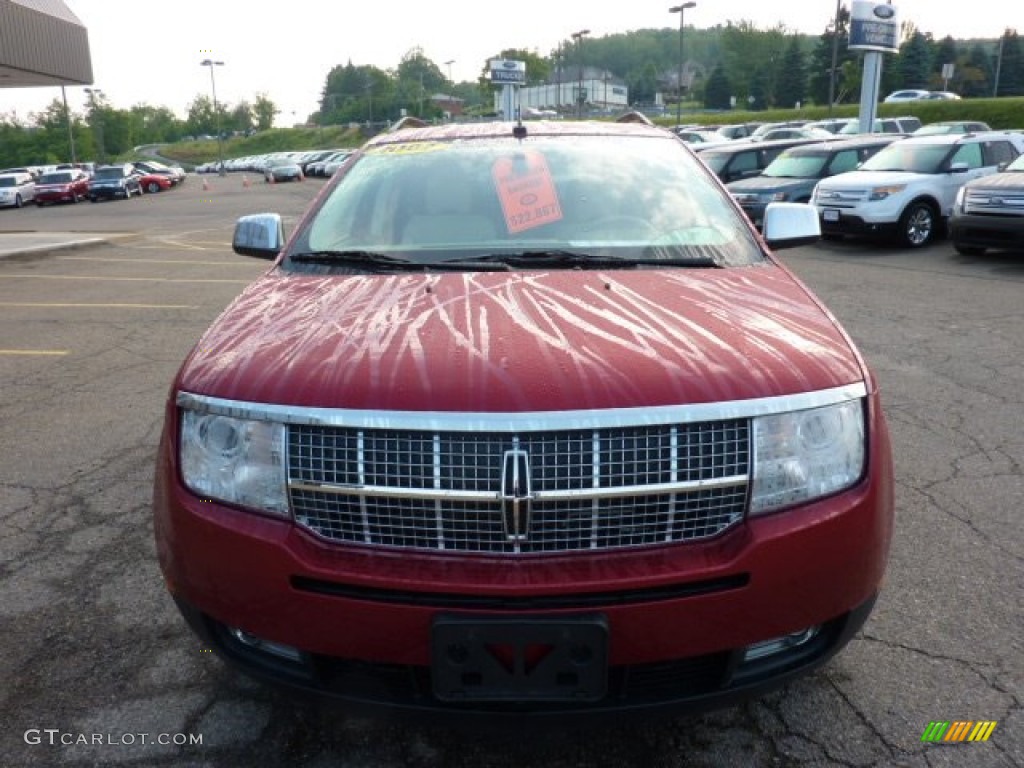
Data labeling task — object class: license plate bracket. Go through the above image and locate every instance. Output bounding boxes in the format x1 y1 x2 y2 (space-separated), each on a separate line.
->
823 208 840 222
431 614 608 702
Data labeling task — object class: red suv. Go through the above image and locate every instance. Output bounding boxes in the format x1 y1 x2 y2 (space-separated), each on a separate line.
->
154 117 894 719
34 168 90 206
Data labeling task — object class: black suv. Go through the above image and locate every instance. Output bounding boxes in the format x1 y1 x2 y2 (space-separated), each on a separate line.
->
88 164 142 201
693 138 830 185
726 136 898 229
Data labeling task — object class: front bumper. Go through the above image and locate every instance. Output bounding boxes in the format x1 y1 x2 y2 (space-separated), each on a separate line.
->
153 393 894 719
89 186 129 200
949 212 1024 251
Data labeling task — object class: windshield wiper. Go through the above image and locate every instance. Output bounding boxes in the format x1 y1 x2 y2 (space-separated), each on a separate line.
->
451 250 721 269
289 250 511 272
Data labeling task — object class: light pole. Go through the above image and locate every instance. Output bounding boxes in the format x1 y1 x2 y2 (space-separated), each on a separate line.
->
827 0 842 115
61 86 76 164
84 87 104 163
669 2 696 127
571 29 590 119
444 59 455 84
200 58 226 176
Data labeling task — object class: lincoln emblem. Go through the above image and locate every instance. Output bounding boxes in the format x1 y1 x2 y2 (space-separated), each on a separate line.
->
501 449 532 541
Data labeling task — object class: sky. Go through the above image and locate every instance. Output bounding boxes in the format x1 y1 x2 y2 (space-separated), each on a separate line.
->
1 0 1013 126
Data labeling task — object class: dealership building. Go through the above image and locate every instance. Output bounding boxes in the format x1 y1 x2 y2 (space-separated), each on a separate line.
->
0 0 92 91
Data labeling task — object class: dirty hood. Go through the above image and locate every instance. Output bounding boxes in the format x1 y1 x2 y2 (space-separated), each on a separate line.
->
179 266 864 412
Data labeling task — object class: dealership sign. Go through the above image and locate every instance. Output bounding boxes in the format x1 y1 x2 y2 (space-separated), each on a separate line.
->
490 59 526 84
849 1 901 54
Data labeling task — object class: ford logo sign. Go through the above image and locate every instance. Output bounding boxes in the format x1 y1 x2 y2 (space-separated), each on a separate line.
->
502 61 517 69
873 4 896 19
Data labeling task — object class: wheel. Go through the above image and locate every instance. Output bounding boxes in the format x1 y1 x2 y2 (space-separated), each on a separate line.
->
953 242 986 256
147 182 161 194
14 194 22 209
896 201 937 248
36 200 45 208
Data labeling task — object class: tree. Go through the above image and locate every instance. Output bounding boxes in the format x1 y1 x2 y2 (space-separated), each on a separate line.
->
253 94 276 130
703 66 732 109
898 31 934 89
774 36 807 109
808 5 854 105
995 29 1024 96
961 43 994 98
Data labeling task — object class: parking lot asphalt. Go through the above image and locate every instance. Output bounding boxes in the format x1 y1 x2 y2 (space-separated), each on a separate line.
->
1 176 1021 768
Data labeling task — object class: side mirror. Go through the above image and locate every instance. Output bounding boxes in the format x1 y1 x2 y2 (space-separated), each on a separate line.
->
948 162 969 174
232 213 284 259
763 202 820 250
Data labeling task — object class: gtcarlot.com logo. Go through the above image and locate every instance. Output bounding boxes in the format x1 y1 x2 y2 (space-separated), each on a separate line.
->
921 721 997 743
24 729 203 747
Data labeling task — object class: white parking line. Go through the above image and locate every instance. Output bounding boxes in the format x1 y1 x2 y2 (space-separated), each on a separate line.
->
0 274 250 284
59 256 256 266
0 302 199 309
0 349 69 356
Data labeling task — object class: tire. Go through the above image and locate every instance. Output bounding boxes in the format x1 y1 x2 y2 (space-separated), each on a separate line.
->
14 194 22 209
953 242 986 256
147 182 161 194
896 201 937 248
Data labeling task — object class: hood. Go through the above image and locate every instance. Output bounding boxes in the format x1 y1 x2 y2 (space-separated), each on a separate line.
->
728 176 814 195
964 171 1024 193
818 170 928 190
179 267 864 413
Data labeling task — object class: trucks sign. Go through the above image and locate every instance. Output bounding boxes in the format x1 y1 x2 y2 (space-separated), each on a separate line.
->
490 59 526 84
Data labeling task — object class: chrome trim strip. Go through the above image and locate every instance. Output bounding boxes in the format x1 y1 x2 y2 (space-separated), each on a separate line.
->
288 475 747 502
177 382 867 430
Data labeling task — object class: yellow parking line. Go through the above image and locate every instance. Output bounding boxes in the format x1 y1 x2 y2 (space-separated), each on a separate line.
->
0 274 250 284
0 349 69 356
0 302 198 309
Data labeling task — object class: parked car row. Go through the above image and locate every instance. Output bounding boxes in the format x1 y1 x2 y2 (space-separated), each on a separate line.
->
685 124 1024 252
0 159 186 209
195 149 355 179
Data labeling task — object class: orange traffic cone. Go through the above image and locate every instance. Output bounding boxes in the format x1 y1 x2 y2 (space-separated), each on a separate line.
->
202 177 210 192
242 175 250 188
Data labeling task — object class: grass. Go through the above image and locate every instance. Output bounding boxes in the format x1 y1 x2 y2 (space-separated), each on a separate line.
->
152 125 365 168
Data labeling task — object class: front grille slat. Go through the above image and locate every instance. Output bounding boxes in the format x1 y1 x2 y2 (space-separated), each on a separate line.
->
289 420 749 554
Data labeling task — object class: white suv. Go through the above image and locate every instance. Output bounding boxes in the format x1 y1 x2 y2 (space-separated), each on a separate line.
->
811 133 1024 247
0 171 36 209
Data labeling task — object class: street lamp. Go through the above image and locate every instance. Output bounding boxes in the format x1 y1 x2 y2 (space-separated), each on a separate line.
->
200 58 226 176
84 87 104 163
444 59 455 84
61 85 76 164
669 2 697 127
571 29 590 119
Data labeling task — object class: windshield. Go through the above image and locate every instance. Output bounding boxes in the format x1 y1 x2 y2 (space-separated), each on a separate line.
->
858 143 950 173
94 168 124 180
39 172 73 184
0 177 19 188
1006 154 1024 172
289 133 763 272
763 153 829 178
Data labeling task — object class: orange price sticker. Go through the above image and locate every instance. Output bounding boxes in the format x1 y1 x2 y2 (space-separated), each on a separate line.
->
491 151 563 234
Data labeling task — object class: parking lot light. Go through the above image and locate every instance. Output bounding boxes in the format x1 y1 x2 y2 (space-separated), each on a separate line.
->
200 59 227 177
669 2 697 128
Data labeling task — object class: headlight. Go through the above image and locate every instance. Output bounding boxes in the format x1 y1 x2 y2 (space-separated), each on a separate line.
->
750 399 865 515
180 409 288 517
868 184 906 201
954 185 967 212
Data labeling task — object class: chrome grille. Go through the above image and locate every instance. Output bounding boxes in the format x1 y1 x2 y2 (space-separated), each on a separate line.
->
963 190 1024 216
288 420 749 554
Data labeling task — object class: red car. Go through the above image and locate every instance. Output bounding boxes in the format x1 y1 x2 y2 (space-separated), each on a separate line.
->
137 172 173 194
34 169 90 206
154 118 894 720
